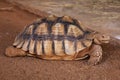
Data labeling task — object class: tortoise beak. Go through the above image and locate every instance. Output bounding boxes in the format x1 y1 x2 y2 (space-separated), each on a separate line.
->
101 40 109 43
101 36 110 43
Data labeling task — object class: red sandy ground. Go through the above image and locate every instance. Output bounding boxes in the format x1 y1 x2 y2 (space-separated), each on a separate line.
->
0 1 120 80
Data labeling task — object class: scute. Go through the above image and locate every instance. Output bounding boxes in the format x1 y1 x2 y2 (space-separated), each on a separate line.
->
25 25 34 35
67 24 84 37
16 40 24 48
29 39 35 54
82 39 92 47
22 40 29 51
47 15 57 21
76 39 92 53
51 23 64 35
76 40 86 53
36 40 42 55
34 23 48 35
64 40 75 55
44 40 53 56
62 16 73 23
54 40 65 56
13 36 22 47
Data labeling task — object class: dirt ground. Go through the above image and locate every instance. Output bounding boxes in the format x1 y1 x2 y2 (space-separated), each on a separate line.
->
0 1 120 80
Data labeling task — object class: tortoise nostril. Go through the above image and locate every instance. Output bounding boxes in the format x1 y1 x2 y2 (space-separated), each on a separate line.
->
102 35 105 38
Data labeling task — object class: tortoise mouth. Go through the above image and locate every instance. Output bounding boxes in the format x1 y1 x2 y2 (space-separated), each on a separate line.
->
101 40 109 43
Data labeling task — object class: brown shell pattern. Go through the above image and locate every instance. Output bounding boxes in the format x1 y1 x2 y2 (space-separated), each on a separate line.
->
13 15 93 56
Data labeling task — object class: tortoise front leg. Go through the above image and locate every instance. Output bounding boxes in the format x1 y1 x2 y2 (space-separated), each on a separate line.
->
88 44 102 65
5 46 27 57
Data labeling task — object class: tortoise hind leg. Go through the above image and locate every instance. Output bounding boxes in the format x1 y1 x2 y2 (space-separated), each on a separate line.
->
5 46 27 57
88 44 102 65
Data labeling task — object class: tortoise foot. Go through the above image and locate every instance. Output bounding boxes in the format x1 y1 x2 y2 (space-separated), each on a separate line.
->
5 46 27 57
88 45 102 65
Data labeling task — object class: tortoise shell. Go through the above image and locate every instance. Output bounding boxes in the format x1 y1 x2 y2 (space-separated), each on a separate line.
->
13 15 93 59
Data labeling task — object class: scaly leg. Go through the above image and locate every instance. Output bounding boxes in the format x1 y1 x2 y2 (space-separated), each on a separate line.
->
88 45 102 65
5 46 27 57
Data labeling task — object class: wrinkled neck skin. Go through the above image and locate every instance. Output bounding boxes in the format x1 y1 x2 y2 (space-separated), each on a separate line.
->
93 38 101 45
87 31 102 45
85 31 101 45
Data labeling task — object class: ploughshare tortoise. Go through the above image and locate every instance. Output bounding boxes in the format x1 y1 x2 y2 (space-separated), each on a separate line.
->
5 15 110 65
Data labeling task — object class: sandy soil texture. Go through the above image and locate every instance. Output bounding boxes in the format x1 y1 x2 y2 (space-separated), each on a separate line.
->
0 1 120 80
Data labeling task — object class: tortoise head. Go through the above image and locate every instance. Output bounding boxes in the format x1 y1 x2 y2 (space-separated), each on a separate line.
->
93 32 110 44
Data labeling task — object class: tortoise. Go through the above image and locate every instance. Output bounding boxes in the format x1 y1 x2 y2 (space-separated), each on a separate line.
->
5 15 110 65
